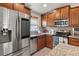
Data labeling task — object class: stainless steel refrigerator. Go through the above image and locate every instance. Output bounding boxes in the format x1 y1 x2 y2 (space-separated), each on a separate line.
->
9 9 30 54
0 7 30 55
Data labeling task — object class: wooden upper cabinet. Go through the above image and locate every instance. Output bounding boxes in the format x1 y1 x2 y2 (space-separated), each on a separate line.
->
14 4 24 13
24 7 31 15
0 3 31 15
61 6 70 19
55 8 61 20
70 7 79 27
14 4 31 15
41 14 48 27
47 12 55 27
55 5 70 20
0 3 14 9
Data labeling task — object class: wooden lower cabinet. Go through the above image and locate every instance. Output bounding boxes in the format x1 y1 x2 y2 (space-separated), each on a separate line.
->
37 35 46 50
37 35 53 50
46 35 53 49
69 37 79 46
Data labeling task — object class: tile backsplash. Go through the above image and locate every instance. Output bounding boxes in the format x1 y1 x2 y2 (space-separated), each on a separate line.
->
47 27 74 35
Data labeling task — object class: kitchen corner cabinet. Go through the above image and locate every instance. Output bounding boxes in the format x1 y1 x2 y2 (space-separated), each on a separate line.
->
47 12 55 27
41 15 48 27
69 37 79 46
70 7 79 27
37 35 46 50
60 6 70 19
46 35 53 49
0 3 14 10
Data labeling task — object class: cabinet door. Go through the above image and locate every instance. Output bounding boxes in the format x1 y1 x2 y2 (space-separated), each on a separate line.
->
46 35 53 49
37 35 46 50
24 7 31 15
61 6 70 19
70 7 79 27
47 12 55 27
41 15 48 27
14 3 24 13
0 3 14 9
55 8 61 19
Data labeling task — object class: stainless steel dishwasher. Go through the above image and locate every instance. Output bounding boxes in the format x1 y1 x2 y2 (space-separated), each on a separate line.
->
30 36 37 54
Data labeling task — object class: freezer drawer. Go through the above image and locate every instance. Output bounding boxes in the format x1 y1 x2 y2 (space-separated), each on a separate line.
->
0 45 3 56
30 37 37 54
22 38 29 48
3 42 13 55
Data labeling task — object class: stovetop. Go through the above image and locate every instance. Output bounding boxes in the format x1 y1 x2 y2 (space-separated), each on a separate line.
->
55 32 71 37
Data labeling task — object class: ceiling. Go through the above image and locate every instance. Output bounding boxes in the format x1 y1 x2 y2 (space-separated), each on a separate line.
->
25 3 79 15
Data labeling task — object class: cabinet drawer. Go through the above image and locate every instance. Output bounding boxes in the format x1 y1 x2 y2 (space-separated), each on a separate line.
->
69 38 79 42
69 41 79 46
69 37 79 46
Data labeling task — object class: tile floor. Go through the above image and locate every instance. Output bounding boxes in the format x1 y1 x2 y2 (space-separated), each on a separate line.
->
32 47 51 56
7 47 51 56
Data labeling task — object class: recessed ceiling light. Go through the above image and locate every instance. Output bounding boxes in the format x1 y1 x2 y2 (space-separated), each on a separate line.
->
43 4 47 7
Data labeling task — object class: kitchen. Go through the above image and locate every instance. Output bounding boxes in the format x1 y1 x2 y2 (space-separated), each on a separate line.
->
0 3 79 56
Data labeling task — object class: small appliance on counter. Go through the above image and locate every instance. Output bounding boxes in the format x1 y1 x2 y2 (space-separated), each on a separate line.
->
46 27 56 35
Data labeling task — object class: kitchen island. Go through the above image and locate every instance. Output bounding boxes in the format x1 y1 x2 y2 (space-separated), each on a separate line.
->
48 43 79 56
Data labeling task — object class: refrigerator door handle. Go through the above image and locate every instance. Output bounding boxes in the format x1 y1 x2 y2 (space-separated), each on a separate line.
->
16 17 19 40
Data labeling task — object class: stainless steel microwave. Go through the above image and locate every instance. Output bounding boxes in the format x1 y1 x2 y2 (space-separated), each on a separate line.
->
55 20 69 27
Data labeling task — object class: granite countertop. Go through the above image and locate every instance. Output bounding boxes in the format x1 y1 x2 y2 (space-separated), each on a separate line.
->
48 43 79 56
30 33 79 39
69 35 79 39
30 33 53 38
